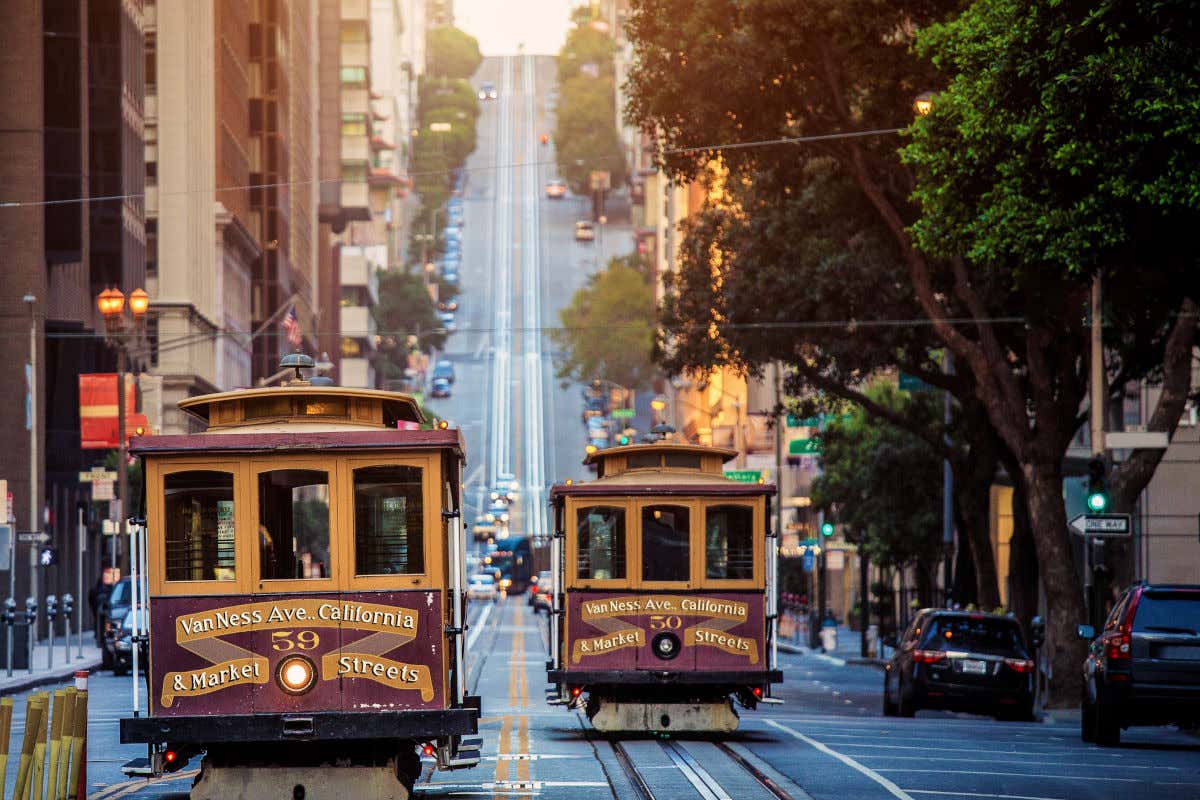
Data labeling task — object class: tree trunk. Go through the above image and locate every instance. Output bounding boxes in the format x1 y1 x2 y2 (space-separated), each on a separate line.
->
1007 472 1040 639
953 453 1002 611
1022 461 1087 707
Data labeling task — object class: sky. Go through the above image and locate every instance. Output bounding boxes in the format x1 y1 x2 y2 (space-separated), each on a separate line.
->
452 0 575 55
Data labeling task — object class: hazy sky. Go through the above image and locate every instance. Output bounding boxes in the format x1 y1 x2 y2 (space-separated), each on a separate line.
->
453 0 575 55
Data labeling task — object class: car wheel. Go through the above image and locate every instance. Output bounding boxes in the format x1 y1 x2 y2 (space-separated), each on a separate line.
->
897 678 917 718
1094 689 1121 746
1080 688 1096 743
882 672 898 717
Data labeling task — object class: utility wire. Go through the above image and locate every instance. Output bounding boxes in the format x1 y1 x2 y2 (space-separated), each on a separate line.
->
0 127 905 210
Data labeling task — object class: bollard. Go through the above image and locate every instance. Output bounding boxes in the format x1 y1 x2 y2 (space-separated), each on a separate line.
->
56 688 76 800
15 693 45 800
4 598 15 678
46 689 66 800
25 598 38 677
67 675 88 800
30 692 49 800
866 624 879 658
0 696 13 791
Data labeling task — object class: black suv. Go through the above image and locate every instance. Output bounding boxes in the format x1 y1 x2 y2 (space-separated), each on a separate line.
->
883 610 1036 721
1079 583 1200 745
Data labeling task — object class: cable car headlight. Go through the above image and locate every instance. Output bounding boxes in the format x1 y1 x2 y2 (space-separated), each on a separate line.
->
277 655 316 695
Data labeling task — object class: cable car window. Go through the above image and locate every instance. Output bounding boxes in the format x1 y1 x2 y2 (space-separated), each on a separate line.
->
641 505 690 582
164 471 236 582
705 505 754 579
258 469 330 580
627 453 660 469
663 453 702 469
576 506 625 580
354 465 425 575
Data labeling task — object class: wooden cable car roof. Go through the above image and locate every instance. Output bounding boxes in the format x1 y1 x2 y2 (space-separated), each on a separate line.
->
552 441 775 498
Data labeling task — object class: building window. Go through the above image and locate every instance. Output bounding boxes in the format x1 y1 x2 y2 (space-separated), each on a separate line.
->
353 465 425 576
258 469 331 580
576 506 625 580
341 161 368 182
341 115 369 137
164 471 236 582
340 66 368 87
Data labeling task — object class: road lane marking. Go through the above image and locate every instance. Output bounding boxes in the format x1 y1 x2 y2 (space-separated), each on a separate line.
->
766 719 914 800
847 752 1176 769
902 791 1066 800
876 769 1138 783
467 602 494 652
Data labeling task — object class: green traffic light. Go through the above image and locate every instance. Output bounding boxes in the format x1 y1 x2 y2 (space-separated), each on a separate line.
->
821 522 834 537
1087 491 1108 512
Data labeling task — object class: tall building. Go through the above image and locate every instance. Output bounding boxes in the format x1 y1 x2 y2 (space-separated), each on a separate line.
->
0 0 145 640
146 0 321 433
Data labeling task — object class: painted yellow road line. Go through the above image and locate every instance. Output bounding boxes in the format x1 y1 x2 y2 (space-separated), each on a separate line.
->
516 715 531 783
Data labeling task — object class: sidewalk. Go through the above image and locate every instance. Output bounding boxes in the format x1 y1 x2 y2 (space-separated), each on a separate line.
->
778 623 889 669
0 636 104 696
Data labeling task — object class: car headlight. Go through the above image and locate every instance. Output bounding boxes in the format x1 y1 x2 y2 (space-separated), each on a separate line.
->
500 579 512 588
277 655 316 695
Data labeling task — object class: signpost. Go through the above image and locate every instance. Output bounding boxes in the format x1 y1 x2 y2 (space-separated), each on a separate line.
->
1069 513 1131 537
788 438 821 456
611 408 635 419
724 470 762 484
16 531 50 545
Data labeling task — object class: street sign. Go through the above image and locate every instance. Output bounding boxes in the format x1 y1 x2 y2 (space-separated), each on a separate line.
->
1106 431 1169 450
79 467 117 483
1069 513 1131 537
611 408 635 419
0 525 9 570
724 470 762 483
17 531 50 544
91 481 114 501
788 438 821 455
802 551 815 572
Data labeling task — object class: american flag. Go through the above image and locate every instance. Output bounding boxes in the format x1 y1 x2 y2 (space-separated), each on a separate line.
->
282 304 302 347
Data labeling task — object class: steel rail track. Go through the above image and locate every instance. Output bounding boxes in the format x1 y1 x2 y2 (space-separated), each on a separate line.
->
610 739 794 800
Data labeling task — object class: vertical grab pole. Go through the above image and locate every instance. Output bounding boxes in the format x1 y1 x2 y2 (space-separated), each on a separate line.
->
767 496 779 674
130 520 139 716
550 500 561 672
450 468 465 705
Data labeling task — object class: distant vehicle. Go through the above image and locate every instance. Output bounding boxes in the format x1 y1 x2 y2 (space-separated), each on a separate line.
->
530 571 553 612
437 300 459 314
438 311 456 330
540 133 550 146
108 608 149 676
467 573 498 602
99 577 132 669
574 220 595 241
545 179 567 199
443 226 462 241
442 269 459 285
487 538 533 594
488 499 510 522
432 359 456 384
478 82 498 100
493 473 520 501
430 377 452 398
883 610 1035 721
1078 583 1200 745
587 436 606 452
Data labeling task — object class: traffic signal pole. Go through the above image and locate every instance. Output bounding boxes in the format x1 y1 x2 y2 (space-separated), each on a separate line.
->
26 294 39 640
1086 273 1105 629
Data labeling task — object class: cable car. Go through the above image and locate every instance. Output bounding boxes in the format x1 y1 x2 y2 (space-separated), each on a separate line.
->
120 355 479 798
546 442 782 733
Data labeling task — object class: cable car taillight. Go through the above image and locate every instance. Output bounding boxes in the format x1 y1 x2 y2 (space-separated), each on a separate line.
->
422 743 436 757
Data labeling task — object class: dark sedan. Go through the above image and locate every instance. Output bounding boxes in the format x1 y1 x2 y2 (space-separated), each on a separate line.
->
883 610 1036 721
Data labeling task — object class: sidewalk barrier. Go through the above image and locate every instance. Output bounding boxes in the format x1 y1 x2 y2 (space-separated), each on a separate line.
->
4 674 88 800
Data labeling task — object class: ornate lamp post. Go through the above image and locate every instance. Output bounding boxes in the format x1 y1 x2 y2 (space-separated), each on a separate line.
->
96 287 149 575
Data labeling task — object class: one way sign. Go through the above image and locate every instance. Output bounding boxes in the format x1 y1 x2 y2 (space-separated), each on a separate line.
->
1069 514 1131 537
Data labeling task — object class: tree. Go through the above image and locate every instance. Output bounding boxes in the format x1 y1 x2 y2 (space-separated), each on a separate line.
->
625 0 1200 704
553 19 626 195
551 259 656 392
812 385 944 596
557 25 615 84
373 271 446 380
426 26 482 80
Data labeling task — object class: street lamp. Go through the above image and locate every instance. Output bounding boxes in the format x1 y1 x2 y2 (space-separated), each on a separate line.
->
96 286 150 577
913 92 934 116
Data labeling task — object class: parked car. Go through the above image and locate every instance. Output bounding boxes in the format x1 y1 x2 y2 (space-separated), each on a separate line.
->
883 610 1036 721
430 376 452 398
432 359 456 384
478 81 498 100
467 573 498 602
108 608 149 677
574 220 595 241
98 577 133 670
1079 583 1200 745
545 179 567 199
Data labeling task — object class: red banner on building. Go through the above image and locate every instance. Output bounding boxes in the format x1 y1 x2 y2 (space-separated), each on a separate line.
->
79 373 149 449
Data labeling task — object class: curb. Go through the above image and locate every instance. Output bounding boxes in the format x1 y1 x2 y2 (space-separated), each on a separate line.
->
0 659 104 697
845 657 887 670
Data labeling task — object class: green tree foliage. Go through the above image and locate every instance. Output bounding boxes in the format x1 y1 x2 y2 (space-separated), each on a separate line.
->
812 385 943 578
373 270 446 380
551 259 656 392
624 0 1200 704
553 23 626 194
426 26 482 80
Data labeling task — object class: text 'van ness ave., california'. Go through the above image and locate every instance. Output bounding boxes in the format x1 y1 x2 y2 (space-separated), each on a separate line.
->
579 595 748 622
176 599 419 641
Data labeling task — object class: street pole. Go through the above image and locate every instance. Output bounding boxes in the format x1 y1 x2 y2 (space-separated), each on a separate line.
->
859 540 869 657
117 348 128 577
1086 273 1105 628
817 510 827 638
773 364 783 548
942 352 954 603
77 506 84 659
26 293 39 642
